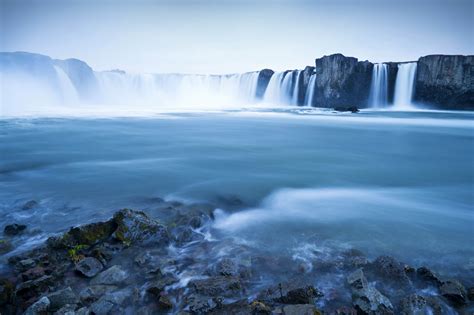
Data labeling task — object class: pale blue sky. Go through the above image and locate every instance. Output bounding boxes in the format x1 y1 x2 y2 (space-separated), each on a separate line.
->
1 0 473 74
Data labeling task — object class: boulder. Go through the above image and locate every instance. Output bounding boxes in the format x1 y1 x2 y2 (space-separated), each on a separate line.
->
185 293 218 313
282 304 320 315
371 256 411 287
399 294 443 315
90 298 115 315
439 280 467 306
157 295 173 309
79 285 117 303
47 220 116 249
75 257 104 278
24 296 50 315
4 223 27 236
347 269 393 314
0 278 14 306
416 266 442 286
189 276 242 297
22 200 39 210
112 209 169 246
47 287 78 312
333 106 359 113
275 285 322 305
91 265 128 285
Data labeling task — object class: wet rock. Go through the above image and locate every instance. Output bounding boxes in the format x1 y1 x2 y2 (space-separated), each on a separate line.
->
75 257 104 278
0 239 12 254
90 298 114 315
439 280 467 306
215 257 238 276
79 285 117 303
185 293 217 313
91 265 128 285
22 200 39 210
158 295 173 309
282 304 320 315
0 278 14 306
146 276 176 296
334 106 359 113
347 268 367 290
47 220 116 249
416 267 442 286
347 269 393 314
22 266 47 281
330 306 358 314
399 294 443 315
275 285 322 304
18 258 36 271
15 275 54 299
54 304 77 315
249 300 271 314
24 296 50 315
341 249 368 268
47 287 79 312
112 209 169 245
372 256 410 286
75 307 90 315
4 223 27 236
175 227 204 245
100 288 133 305
468 287 474 301
189 276 242 297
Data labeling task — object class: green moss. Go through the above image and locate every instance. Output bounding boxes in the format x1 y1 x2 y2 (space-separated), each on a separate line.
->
68 244 89 262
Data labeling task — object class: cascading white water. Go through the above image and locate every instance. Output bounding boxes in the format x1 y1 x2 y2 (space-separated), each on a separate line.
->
304 74 317 107
94 71 260 109
54 65 79 104
263 71 295 105
393 62 417 110
291 70 302 105
368 63 388 108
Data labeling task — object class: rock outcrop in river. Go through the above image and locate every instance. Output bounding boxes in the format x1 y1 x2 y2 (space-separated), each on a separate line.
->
414 55 474 109
313 54 373 108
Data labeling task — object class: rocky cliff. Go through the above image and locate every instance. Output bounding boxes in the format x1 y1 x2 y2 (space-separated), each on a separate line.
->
415 55 474 109
314 54 373 108
54 58 98 102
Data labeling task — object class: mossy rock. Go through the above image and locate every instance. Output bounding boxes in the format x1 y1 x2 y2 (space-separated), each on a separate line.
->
48 220 117 249
112 209 169 246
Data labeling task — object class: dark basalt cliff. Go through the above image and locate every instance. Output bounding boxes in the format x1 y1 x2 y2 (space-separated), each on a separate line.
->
314 54 373 108
415 55 474 109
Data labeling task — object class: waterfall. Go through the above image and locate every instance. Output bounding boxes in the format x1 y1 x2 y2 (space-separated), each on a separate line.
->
368 63 388 108
263 71 295 105
393 62 417 110
304 74 317 107
54 65 79 103
291 70 302 105
93 71 261 108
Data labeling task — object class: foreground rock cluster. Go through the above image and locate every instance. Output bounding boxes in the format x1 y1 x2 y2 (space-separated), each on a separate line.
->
0 201 473 314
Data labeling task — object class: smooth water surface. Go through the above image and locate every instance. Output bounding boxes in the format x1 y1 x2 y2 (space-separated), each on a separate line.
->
0 109 473 279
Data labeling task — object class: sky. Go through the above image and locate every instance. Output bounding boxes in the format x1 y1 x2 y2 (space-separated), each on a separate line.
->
1 0 473 74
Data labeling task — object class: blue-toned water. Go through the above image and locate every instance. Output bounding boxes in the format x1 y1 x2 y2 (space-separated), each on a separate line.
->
1 109 473 281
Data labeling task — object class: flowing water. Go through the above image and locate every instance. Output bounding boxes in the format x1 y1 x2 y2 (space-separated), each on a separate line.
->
1 109 473 282
393 62 418 110
368 63 388 108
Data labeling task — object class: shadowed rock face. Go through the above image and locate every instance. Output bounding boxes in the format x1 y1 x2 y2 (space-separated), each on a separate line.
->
314 54 373 108
415 55 474 109
54 58 99 102
256 69 274 99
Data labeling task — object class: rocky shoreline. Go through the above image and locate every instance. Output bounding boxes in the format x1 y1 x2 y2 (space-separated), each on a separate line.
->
1 200 473 314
